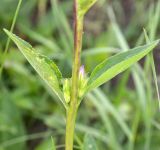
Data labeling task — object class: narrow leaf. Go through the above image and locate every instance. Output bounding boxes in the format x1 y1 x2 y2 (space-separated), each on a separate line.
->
87 41 159 91
143 29 160 109
4 29 67 109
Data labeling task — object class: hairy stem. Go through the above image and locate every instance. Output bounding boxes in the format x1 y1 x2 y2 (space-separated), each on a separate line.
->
65 0 84 150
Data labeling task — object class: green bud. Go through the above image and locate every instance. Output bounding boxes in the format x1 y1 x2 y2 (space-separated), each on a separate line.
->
63 79 71 104
78 66 88 99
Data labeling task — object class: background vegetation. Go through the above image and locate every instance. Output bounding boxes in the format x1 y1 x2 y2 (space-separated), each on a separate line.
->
0 0 160 149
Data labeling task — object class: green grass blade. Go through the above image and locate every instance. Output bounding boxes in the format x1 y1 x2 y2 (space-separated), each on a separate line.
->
150 54 160 109
87 92 122 150
51 0 73 50
0 0 23 77
148 0 160 110
94 88 132 139
143 29 160 109
107 5 129 50
19 25 61 52
148 0 160 41
81 47 120 57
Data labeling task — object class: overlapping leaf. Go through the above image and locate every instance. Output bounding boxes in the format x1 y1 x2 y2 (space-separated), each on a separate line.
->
87 40 159 91
4 29 67 108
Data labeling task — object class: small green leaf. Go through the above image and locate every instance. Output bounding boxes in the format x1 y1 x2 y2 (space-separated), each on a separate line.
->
87 41 159 91
4 29 67 109
78 0 97 17
83 134 97 150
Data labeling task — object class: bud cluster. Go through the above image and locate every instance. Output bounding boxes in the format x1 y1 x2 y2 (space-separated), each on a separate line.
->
63 66 88 104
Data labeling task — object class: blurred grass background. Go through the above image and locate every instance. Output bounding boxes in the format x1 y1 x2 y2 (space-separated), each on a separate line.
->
0 0 160 149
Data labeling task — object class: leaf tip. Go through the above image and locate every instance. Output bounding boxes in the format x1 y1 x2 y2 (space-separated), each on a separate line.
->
3 28 14 40
3 28 9 35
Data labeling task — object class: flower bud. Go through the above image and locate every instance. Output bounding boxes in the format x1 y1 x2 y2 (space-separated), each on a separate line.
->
63 79 71 103
78 65 88 99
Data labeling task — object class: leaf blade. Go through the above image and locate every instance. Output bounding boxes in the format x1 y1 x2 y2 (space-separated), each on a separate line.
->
87 41 159 91
4 29 67 108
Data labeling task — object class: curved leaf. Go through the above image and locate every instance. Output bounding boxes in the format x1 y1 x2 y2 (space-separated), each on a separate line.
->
87 40 159 91
4 29 67 109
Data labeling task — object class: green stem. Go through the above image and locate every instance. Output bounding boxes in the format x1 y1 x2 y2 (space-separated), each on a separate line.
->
65 0 84 150
65 103 78 150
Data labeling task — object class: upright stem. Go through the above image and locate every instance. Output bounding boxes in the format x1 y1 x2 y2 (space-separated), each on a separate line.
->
65 0 84 150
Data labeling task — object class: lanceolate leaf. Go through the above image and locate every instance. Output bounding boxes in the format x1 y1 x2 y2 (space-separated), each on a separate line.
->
4 29 67 108
87 40 159 91
78 0 97 17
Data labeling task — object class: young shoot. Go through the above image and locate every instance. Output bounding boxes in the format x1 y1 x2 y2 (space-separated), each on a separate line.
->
3 0 159 150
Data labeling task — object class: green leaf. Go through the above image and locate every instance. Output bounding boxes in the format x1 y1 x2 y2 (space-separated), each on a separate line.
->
78 0 97 17
83 134 97 150
35 138 56 150
4 29 67 109
87 40 159 91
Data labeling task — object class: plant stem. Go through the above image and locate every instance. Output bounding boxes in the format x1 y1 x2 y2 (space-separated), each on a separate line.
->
65 0 84 150
65 103 78 150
